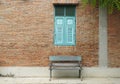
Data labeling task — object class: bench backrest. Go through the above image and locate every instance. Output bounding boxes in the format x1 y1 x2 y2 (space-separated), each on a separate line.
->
49 56 81 62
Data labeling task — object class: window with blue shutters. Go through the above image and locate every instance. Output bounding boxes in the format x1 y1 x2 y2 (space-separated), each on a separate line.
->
54 5 76 46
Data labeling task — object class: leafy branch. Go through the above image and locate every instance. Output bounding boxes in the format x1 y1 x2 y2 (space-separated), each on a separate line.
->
82 0 120 13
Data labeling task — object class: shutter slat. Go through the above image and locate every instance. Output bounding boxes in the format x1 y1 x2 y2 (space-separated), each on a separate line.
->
66 17 75 45
54 17 64 45
68 27 73 42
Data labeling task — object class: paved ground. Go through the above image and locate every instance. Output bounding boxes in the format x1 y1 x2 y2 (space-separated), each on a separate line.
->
0 77 120 84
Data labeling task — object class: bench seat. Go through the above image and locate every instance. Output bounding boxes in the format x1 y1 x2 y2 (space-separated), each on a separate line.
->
49 56 82 81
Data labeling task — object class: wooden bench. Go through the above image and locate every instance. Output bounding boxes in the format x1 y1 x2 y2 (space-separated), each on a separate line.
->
49 56 82 81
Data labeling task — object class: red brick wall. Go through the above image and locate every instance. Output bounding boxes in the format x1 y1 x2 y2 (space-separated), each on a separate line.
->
108 11 120 67
0 0 99 66
53 0 78 4
76 5 99 66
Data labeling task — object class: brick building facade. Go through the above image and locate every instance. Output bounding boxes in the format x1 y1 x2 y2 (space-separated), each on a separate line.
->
0 0 119 67
108 10 120 67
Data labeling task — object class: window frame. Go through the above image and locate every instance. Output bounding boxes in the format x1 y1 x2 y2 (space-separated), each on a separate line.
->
54 5 76 46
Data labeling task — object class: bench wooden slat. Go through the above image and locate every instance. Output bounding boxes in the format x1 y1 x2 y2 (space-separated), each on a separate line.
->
49 56 81 61
52 63 80 67
52 67 81 70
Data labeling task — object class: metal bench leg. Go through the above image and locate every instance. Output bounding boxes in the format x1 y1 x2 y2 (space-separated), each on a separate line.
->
79 70 81 78
49 69 52 81
80 68 83 81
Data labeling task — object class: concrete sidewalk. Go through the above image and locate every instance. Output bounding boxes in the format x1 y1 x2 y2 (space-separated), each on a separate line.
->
0 77 120 84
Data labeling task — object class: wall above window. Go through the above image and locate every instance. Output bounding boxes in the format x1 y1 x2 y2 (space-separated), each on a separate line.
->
52 0 79 5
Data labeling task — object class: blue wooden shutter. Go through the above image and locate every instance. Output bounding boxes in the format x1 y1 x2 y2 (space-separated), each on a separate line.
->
65 17 75 45
54 17 64 45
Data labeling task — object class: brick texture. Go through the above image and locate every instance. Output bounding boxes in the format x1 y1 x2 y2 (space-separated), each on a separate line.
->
108 11 120 67
53 0 79 4
0 0 98 66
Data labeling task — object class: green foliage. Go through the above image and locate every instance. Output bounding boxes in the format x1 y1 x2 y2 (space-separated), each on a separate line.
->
82 0 120 13
82 0 97 6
